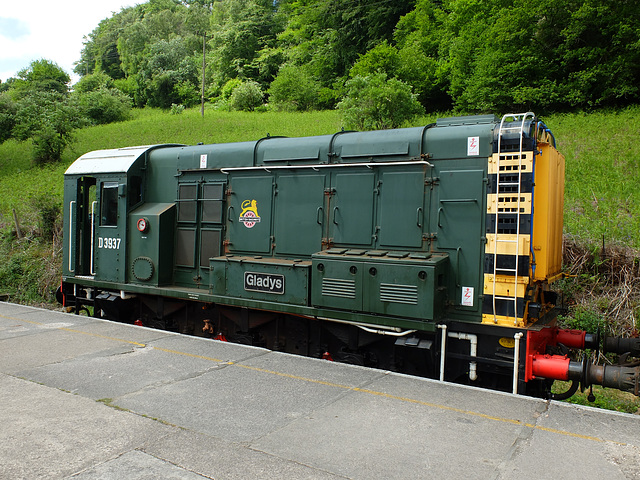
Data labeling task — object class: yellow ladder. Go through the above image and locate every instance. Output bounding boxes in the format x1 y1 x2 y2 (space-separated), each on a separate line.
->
491 112 534 325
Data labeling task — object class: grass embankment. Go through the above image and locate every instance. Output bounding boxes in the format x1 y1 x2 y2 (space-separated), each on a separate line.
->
0 106 638 412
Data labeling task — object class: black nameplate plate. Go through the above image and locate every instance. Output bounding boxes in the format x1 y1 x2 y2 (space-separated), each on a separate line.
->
244 271 285 294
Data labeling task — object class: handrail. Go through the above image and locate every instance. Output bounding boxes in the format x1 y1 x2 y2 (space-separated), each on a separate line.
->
68 201 76 273
90 201 97 276
219 159 433 174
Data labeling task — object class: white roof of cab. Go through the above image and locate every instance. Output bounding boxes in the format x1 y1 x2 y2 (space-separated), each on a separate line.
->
65 145 158 175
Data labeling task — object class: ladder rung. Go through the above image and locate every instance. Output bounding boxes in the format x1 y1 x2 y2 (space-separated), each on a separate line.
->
494 296 518 301
496 239 518 243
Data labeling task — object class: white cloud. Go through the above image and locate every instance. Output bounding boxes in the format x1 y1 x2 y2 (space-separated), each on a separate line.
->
0 1 138 83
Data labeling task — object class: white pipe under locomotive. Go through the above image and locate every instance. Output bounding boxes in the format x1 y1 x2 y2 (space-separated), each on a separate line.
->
58 113 640 399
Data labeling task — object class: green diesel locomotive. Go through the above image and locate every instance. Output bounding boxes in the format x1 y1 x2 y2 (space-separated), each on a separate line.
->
58 113 640 398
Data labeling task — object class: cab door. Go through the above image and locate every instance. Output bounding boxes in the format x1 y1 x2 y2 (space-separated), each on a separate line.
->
93 178 128 283
64 175 96 277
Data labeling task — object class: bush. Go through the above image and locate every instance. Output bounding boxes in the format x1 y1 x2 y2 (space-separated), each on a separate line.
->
73 72 113 93
337 73 424 131
31 195 61 242
268 65 320 111
170 103 185 115
230 80 264 111
219 78 243 101
12 91 83 164
76 87 132 125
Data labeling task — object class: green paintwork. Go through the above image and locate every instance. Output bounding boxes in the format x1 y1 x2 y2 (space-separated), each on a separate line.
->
210 257 310 306
62 115 540 331
128 203 176 286
311 251 448 321
378 171 426 248
330 172 376 246
274 173 326 256
227 175 274 254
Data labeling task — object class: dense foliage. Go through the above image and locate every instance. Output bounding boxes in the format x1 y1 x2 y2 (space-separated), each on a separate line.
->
1 0 639 151
0 60 131 164
65 0 639 117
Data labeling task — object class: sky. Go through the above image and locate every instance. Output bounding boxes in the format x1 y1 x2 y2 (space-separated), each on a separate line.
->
0 1 139 84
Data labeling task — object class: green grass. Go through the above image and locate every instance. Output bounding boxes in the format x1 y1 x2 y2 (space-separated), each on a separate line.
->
548 106 640 249
0 108 342 228
552 381 640 414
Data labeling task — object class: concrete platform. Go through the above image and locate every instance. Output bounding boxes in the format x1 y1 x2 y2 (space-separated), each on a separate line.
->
1 302 639 479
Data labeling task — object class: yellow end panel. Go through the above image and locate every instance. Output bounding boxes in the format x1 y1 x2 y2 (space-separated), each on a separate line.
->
487 192 532 215
485 234 530 257
482 313 526 328
532 143 565 281
488 151 534 175
483 274 528 298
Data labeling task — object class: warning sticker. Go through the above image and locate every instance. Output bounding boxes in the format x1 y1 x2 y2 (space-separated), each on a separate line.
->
467 136 479 156
461 286 474 307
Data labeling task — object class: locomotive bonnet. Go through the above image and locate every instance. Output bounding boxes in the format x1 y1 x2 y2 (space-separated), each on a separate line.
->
59 113 640 398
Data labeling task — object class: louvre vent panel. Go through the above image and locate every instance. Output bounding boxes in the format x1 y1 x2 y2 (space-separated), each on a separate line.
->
379 283 418 305
322 278 356 299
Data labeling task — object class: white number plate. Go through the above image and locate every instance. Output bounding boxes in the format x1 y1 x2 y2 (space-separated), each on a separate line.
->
98 237 121 250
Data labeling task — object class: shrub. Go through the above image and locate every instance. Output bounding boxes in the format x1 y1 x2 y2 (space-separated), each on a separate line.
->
220 78 243 101
76 88 132 125
337 73 424 131
170 103 186 115
73 72 113 94
31 195 61 242
268 65 320 111
12 91 83 164
230 80 264 111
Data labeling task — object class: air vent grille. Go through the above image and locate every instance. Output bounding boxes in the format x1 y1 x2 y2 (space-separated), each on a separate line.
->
380 283 418 305
322 278 356 299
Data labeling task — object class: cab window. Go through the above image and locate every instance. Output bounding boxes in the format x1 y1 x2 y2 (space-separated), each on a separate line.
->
100 182 118 226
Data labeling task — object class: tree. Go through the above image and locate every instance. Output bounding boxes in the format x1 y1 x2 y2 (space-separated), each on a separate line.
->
276 0 415 86
0 93 16 143
434 0 640 112
12 59 70 96
337 73 424 130
207 0 282 89
12 91 83 164
73 72 114 93
136 37 200 108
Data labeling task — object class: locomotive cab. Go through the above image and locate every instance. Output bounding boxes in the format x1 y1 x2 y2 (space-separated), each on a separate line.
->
61 146 160 312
